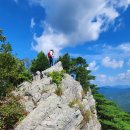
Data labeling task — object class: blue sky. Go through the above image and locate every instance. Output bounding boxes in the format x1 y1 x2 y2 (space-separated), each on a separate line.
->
0 0 130 87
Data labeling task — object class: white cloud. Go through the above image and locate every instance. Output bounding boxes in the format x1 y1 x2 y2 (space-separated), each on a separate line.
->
85 43 130 62
88 61 99 71
117 43 130 52
32 28 67 57
102 56 124 69
118 70 130 79
29 0 130 55
95 70 130 86
30 18 36 29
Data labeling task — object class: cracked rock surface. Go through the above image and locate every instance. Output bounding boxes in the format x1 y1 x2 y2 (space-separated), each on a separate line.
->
14 62 101 130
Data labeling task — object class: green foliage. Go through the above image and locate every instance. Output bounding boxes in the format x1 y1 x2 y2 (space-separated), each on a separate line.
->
0 52 32 99
30 51 49 73
76 66 95 92
0 30 32 99
58 54 95 92
49 70 65 96
58 53 70 73
76 57 87 67
91 86 130 130
0 97 26 130
49 70 65 87
0 29 6 42
0 43 12 53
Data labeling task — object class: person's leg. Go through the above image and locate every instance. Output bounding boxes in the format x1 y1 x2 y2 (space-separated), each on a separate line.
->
51 58 53 66
50 57 53 66
49 58 51 67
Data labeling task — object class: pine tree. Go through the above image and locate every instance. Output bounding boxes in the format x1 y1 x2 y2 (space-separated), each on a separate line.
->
30 51 49 73
58 54 95 92
58 53 70 73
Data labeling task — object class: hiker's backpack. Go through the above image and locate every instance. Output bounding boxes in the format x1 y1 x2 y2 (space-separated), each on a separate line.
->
48 51 52 58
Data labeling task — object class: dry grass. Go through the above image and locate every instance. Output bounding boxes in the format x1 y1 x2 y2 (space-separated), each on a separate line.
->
55 86 63 97
68 98 80 108
81 90 86 99
80 109 92 128
83 110 92 122
68 98 92 129
90 105 95 114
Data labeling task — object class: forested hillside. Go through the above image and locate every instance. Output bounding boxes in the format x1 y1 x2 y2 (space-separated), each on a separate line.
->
92 87 130 130
99 87 130 113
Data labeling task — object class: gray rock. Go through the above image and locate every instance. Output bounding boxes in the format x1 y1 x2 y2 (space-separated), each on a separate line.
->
22 99 35 112
14 62 101 130
42 61 63 75
35 71 41 81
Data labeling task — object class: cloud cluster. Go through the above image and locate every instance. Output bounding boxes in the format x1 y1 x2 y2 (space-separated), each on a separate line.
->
85 43 130 64
102 56 124 69
88 61 99 71
95 70 130 86
29 0 130 55
118 44 130 52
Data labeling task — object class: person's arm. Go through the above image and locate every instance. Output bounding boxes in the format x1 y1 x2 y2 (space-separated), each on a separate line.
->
52 51 54 58
50 51 54 57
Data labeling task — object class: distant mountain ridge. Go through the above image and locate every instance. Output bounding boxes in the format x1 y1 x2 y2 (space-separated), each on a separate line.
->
101 85 130 89
99 86 130 113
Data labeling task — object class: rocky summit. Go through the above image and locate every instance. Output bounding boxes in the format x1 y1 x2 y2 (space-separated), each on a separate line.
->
13 62 101 130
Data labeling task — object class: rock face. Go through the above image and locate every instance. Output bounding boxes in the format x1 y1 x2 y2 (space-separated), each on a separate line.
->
14 62 101 130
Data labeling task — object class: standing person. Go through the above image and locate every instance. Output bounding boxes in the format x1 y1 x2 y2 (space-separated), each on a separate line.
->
48 50 54 66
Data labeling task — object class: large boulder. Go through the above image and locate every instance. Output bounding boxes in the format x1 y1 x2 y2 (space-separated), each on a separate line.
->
42 61 63 74
14 62 101 130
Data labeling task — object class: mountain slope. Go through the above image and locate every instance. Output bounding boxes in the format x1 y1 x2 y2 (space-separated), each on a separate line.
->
13 62 101 130
99 87 130 113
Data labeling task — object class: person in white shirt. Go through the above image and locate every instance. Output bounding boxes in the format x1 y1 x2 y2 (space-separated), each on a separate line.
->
48 50 54 66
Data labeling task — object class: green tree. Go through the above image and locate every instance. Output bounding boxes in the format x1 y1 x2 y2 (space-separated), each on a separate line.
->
0 43 12 53
0 29 30 129
76 57 87 67
58 54 95 92
0 46 31 98
0 30 31 99
58 53 70 73
0 29 6 42
76 66 95 92
30 51 49 73
91 86 130 130
0 96 26 130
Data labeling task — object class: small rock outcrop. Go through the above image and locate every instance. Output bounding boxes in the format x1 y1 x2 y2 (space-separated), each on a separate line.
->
14 62 101 130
